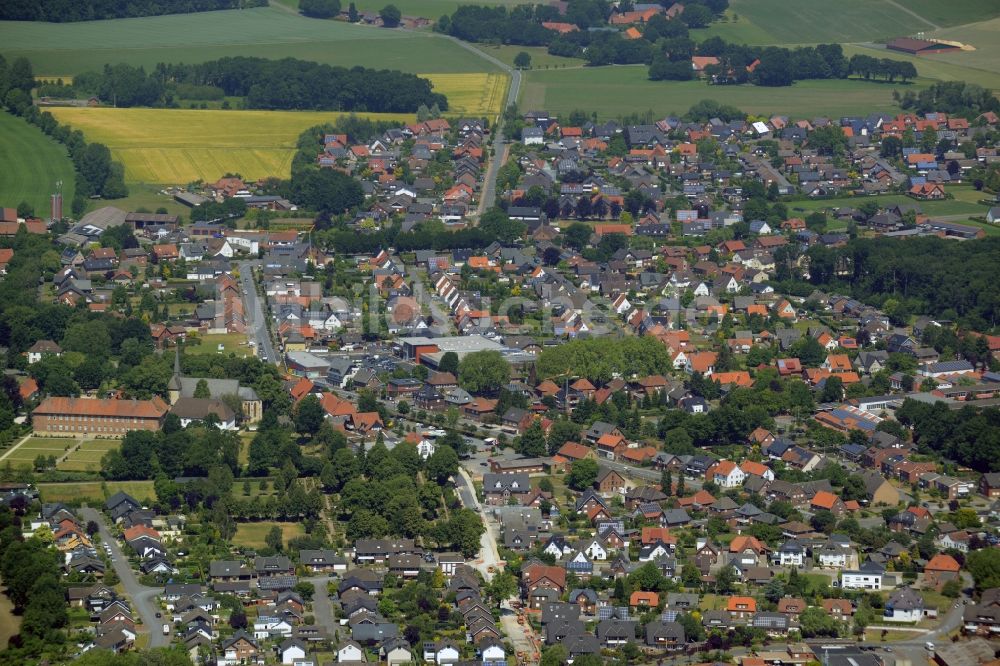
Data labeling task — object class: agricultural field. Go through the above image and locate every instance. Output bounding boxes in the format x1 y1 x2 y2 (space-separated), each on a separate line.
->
926 17 1000 78
0 7 499 76
520 66 922 120
185 333 253 357
233 521 305 549
431 72 508 118
58 439 121 472
841 44 1000 93
694 0 1000 45
38 480 157 504
46 107 414 184
0 111 76 218
46 72 501 186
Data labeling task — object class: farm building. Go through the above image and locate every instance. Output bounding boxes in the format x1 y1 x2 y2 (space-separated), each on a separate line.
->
886 37 960 55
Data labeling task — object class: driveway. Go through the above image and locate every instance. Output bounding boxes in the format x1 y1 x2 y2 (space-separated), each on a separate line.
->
78 507 167 648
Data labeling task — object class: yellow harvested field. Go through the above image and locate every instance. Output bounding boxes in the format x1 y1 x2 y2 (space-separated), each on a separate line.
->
47 107 416 184
426 72 508 118
47 73 503 185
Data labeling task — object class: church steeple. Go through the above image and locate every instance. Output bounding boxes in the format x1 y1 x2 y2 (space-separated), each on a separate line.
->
167 344 182 403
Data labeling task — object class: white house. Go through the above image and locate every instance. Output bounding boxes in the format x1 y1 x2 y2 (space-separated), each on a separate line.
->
840 569 883 591
479 638 506 666
416 438 436 460
424 640 461 665
583 538 609 561
612 293 632 315
381 639 413 666
638 543 671 563
817 539 855 569
543 537 573 561
706 461 745 489
522 127 544 145
884 588 924 622
253 617 292 640
336 640 365 663
775 540 807 567
280 638 307 664
307 309 343 331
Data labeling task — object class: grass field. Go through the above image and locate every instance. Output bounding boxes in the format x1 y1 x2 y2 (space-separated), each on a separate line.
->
186 333 252 357
478 44 583 70
789 188 992 219
0 437 75 469
233 521 305 549
841 44 1000 93
926 17 1000 78
38 480 156 504
694 0 1000 45
47 107 414 184
0 111 76 217
520 66 925 119
58 439 121 473
0 7 499 76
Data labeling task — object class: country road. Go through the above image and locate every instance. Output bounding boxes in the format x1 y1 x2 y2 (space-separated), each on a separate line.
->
78 507 167 648
432 34 522 215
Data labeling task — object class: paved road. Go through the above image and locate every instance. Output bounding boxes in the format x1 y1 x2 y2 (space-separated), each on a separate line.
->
238 260 276 364
79 507 167 648
454 468 539 663
303 575 336 636
436 35 522 214
455 468 501 581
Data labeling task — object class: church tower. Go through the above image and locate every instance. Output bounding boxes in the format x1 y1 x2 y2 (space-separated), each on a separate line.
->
167 345 182 404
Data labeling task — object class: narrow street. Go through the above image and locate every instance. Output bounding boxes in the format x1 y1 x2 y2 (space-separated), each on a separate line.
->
303 575 335 636
454 468 539 663
78 507 167 648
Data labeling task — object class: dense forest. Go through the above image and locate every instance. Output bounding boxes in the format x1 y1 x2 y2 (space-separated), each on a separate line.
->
896 399 1000 473
64 58 447 113
0 0 267 22
794 236 1000 331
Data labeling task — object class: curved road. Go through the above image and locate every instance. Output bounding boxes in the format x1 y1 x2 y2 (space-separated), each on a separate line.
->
79 507 168 648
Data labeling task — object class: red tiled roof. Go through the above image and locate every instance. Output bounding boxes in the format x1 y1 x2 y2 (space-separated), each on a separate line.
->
34 396 168 419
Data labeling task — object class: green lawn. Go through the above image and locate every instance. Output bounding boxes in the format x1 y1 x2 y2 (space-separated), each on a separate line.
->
185 333 251 357
0 111 76 219
479 44 583 71
0 7 499 76
93 183 191 219
38 480 156 504
233 521 305 549
58 439 122 472
521 66 924 120
1 436 75 468
788 188 992 219
696 0 1000 45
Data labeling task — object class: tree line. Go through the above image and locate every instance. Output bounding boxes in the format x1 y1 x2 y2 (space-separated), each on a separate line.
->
0 0 266 21
899 80 1000 118
0 507 69 660
68 58 447 113
437 0 726 55
1 57 127 209
650 36 916 86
